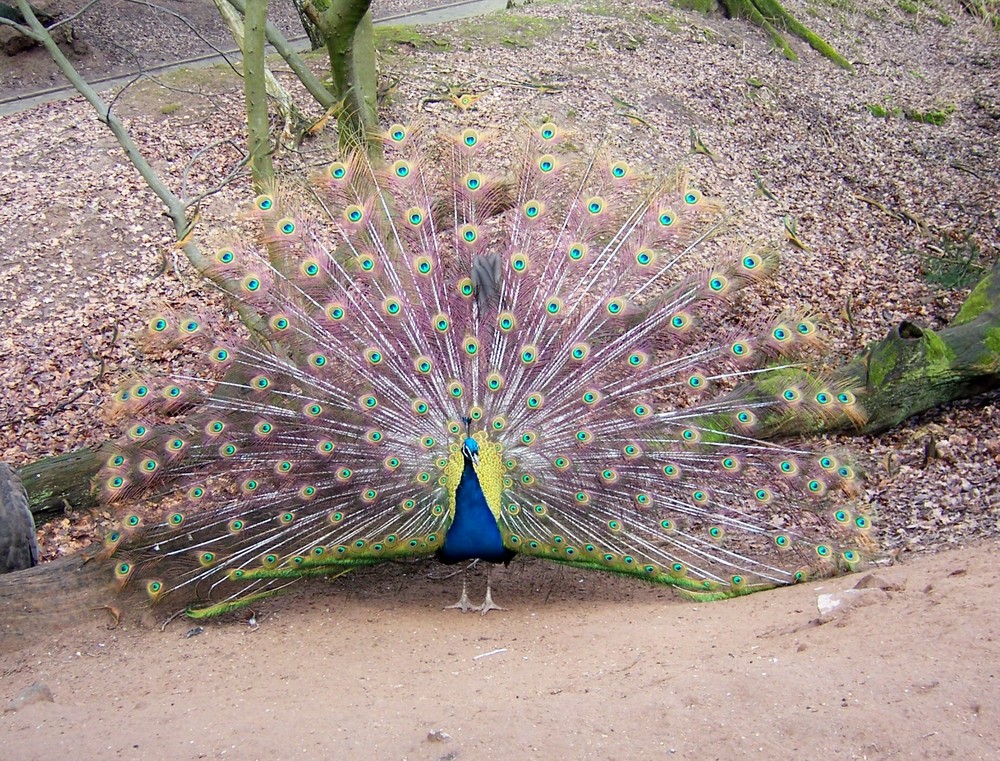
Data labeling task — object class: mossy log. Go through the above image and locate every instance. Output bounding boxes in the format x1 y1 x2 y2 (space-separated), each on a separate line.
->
755 257 1000 436
839 259 1000 434
19 447 101 519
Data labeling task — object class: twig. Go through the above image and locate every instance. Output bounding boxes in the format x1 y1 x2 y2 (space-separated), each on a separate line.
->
180 139 250 206
48 0 103 30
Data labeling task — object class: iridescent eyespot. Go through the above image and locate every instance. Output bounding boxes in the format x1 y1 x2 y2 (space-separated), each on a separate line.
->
461 128 479 147
523 200 543 218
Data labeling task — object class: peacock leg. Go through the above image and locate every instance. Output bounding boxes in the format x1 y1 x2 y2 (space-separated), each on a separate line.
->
443 565 476 613
476 564 505 616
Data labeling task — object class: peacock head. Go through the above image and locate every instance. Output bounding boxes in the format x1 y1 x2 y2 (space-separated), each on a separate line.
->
462 436 480 464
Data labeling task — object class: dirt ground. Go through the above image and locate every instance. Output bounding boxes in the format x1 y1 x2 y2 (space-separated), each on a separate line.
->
1 0 999 758
2 546 998 759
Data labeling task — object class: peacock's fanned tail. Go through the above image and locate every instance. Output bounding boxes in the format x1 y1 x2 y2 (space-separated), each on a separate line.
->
98 121 872 617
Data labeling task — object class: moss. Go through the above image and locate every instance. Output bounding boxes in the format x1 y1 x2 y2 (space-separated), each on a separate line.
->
866 101 955 125
452 11 562 50
953 272 994 325
920 328 956 366
643 10 683 29
672 0 719 12
748 366 814 395
903 103 956 125
866 103 901 118
374 25 452 51
160 103 182 115
811 0 857 11
897 0 918 12
866 340 898 387
983 327 1000 358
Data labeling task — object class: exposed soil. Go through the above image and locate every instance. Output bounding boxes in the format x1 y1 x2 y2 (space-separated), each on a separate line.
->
1 0 998 758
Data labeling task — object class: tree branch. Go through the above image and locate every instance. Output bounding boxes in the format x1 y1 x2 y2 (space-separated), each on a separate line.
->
12 0 268 334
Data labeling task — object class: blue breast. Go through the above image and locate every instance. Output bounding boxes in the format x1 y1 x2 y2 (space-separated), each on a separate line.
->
437 458 513 564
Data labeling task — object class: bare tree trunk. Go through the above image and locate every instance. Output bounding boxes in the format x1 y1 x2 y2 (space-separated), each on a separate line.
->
226 0 337 111
212 0 302 142
310 0 378 151
243 0 275 188
692 0 855 70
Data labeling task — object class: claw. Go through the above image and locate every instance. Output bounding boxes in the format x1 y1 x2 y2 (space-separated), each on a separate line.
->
443 563 505 614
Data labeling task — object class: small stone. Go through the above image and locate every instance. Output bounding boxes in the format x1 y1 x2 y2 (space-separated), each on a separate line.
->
4 683 54 713
853 573 905 592
817 588 890 621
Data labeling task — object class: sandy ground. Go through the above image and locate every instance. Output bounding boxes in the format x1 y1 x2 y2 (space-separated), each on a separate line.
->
2 545 998 760
1 0 998 758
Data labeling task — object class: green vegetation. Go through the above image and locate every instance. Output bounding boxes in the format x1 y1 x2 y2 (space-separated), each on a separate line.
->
672 0 855 69
452 11 562 50
866 103 901 118
962 0 1000 27
904 103 956 125
866 101 956 125
917 226 992 292
374 25 452 51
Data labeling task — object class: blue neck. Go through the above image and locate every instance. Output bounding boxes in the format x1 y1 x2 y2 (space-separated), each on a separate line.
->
437 457 512 564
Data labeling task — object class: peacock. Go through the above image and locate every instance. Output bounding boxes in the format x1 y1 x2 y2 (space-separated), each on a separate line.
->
97 120 873 617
